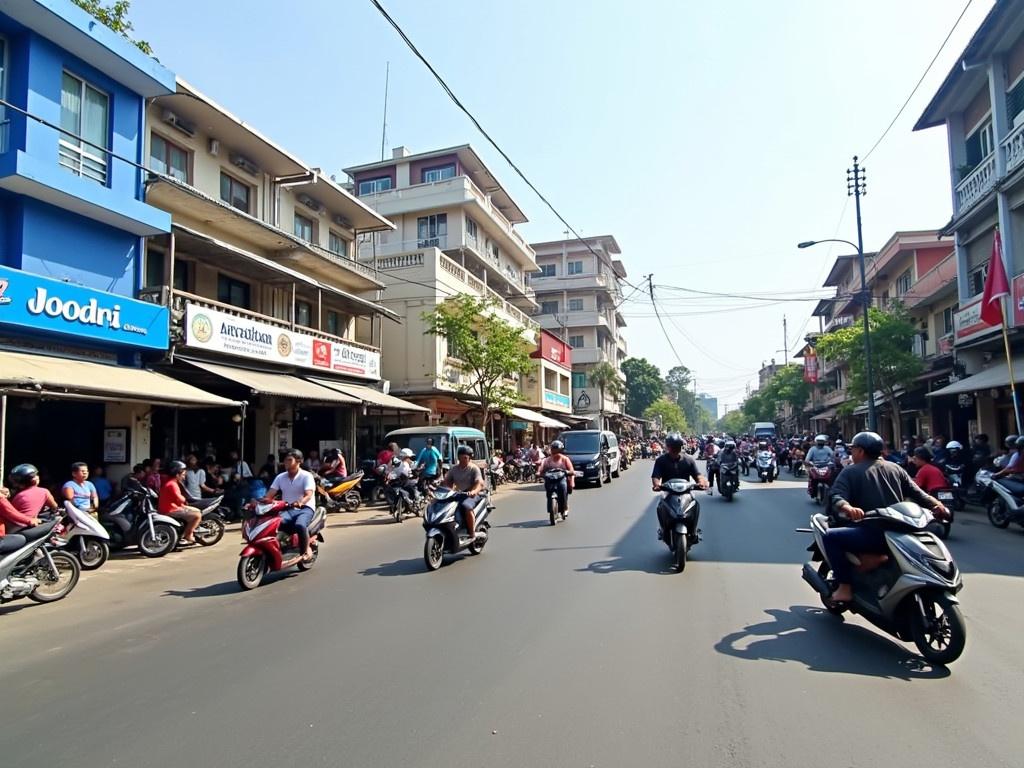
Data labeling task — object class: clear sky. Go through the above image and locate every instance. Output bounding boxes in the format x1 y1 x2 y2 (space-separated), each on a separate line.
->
129 0 994 417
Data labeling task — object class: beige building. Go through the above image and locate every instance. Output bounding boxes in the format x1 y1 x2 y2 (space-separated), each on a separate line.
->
141 79 427 463
529 236 629 426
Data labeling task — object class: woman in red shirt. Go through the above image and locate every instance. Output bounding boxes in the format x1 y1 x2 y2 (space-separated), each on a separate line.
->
910 447 947 493
158 461 201 544
9 464 58 518
538 441 576 515
0 484 41 553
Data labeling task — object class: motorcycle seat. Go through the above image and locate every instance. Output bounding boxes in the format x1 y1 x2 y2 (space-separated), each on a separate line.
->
20 522 55 541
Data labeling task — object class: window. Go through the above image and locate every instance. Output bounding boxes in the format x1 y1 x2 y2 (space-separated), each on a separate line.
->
572 372 587 388
1009 77 1024 128
487 239 499 262
59 72 109 183
968 265 988 296
569 335 585 348
326 311 340 336
220 172 251 213
417 214 447 247
568 298 584 311
539 264 556 277
328 231 347 256
942 305 956 336
540 300 559 315
965 120 994 166
358 176 392 195
465 216 478 244
896 269 912 297
294 213 314 242
296 300 312 327
422 164 456 183
150 133 190 183
217 274 250 309
568 260 584 275
144 251 189 290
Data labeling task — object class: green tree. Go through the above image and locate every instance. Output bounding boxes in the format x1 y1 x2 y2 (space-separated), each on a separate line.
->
423 295 534 431
664 365 711 433
817 305 923 444
759 364 811 428
588 361 625 428
644 399 689 433
621 357 663 416
72 1 152 54
718 409 748 436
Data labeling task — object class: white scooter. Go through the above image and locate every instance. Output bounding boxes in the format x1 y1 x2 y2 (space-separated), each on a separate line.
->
55 501 111 570
974 470 1024 529
0 516 80 604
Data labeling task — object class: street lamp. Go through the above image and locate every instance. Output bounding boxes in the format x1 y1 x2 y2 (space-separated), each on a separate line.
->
798 237 877 432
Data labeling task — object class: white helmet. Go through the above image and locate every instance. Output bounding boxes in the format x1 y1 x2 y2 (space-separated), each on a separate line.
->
400 448 415 459
815 434 827 445
946 440 963 451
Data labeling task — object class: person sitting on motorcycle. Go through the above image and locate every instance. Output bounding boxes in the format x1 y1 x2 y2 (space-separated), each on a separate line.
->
443 445 486 540
652 433 708 539
909 447 947 494
158 461 202 545
538 440 575 516
260 449 317 561
717 440 739 491
805 435 834 499
992 434 1022 477
415 438 443 485
969 433 991 472
826 431 949 605
8 464 57 520
0 484 39 553
320 448 347 479
704 438 721 496
833 439 849 466
394 448 420 501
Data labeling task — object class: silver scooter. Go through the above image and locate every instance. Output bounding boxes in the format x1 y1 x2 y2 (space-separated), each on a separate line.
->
799 502 966 665
654 479 701 572
0 516 80 604
422 487 492 571
974 470 1024 529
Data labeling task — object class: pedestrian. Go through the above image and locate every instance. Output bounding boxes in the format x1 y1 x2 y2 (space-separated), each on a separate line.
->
183 454 209 500
305 448 322 474
258 454 277 479
62 462 99 516
145 458 163 492
205 462 226 497
91 465 113 505
224 450 253 481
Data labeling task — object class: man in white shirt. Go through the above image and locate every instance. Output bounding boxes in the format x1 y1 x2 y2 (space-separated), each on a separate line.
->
183 454 211 500
261 449 316 560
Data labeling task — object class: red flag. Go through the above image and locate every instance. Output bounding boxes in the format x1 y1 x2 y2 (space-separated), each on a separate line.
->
981 228 1010 327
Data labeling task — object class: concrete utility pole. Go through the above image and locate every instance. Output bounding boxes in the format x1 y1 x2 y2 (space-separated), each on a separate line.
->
849 156 877 433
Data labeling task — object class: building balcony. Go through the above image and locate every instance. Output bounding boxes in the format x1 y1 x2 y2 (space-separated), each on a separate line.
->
1003 120 1024 177
530 271 618 294
904 252 956 309
569 347 613 365
955 152 996 215
821 388 847 407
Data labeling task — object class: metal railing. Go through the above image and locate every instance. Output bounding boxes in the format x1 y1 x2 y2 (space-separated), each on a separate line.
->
1003 120 1024 175
955 152 996 213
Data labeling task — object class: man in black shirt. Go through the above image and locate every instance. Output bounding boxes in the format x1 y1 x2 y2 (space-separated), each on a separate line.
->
652 433 708 539
826 431 948 604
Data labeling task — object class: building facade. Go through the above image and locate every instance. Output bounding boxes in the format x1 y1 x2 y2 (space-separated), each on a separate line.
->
529 235 629 428
697 393 719 421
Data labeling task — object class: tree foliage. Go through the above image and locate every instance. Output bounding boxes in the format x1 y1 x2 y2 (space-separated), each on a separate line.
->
644 399 689 433
589 361 625 418
817 305 923 443
72 0 152 54
621 357 663 416
423 295 534 431
718 364 809 435
718 409 749 436
664 365 712 433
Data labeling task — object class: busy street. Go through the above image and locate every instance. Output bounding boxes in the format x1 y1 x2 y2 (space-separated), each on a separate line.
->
1 455 1023 767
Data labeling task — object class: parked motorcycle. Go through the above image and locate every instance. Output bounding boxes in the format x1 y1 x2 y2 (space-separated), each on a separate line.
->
317 471 364 513
56 501 111 570
808 462 834 507
185 495 227 547
543 467 570 525
975 470 1024 530
756 450 777 483
100 487 182 558
422 487 492 571
236 500 326 590
654 479 700 572
719 461 740 501
798 502 966 665
0 516 80 604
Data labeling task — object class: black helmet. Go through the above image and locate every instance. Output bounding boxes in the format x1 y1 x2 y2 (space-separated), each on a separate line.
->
9 463 38 484
550 440 564 452
725 440 736 450
1005 435 1020 448
167 460 187 474
913 446 933 462
665 433 684 451
851 431 884 458
323 448 341 462
1015 436 1024 449
457 445 474 458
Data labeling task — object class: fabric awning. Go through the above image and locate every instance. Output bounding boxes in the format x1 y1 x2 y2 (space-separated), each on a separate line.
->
307 377 429 412
181 359 359 403
540 417 570 429
509 406 549 423
0 350 240 407
928 358 1024 397
809 408 836 422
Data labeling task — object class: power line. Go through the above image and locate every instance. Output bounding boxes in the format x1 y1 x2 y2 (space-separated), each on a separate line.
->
645 275 688 370
861 0 976 161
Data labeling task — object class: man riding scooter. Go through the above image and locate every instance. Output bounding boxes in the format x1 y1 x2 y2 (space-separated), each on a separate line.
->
260 449 316 561
805 435 834 499
443 445 486 540
652 433 708 540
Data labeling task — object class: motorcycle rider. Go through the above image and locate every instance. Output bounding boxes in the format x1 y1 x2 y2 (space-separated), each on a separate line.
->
393 448 420 503
969 433 991 473
415 438 443 485
0 485 38 553
717 440 739 492
260 449 316 561
652 433 709 540
909 447 947 494
805 435 834 499
826 431 949 605
704 438 721 496
443 445 486 540
158 460 202 545
992 435 1022 477
833 439 849 467
320 448 347 479
538 440 575 516
8 464 58 519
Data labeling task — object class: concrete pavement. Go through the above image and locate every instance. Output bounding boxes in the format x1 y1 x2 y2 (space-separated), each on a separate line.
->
1 461 1022 767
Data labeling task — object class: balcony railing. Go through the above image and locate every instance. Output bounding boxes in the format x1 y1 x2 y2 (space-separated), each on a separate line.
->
1003 120 1024 176
955 152 996 214
308 243 381 281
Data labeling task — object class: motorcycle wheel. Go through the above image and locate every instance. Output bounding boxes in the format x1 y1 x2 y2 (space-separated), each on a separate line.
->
374 487 387 503
139 523 178 558
344 492 362 512
78 537 109 570
468 532 487 555
237 554 266 590
817 562 845 617
548 495 557 526
816 486 826 507
297 544 319 571
27 552 80 603
195 516 225 547
724 490 733 503
424 535 444 570
988 499 1011 528
952 496 965 512
910 592 966 665
673 532 687 573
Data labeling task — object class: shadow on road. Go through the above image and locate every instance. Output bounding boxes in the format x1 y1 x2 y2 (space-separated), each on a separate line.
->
576 503 677 575
162 581 240 599
359 557 429 577
715 605 951 680
499 519 552 529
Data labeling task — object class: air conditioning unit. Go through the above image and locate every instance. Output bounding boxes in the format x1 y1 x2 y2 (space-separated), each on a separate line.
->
297 194 325 213
445 368 460 383
161 109 196 138
332 214 351 228
230 153 260 176
208 138 220 156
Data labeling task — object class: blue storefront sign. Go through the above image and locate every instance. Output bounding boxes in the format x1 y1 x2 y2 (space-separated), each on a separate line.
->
544 389 571 409
0 265 169 351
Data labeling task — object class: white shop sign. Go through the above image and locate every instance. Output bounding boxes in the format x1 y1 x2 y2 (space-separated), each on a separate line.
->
185 303 380 381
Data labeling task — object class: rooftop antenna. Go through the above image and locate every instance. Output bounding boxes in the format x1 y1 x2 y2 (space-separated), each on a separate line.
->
380 62 390 162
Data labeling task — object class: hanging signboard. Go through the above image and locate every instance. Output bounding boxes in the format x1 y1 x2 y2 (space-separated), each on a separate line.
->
803 350 819 383
954 298 999 345
185 302 380 381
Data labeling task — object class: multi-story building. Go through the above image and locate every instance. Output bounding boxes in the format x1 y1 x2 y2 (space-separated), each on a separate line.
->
342 146 563 442
529 235 629 427
914 0 1024 440
698 393 719 421
0 0 238 481
140 81 426 463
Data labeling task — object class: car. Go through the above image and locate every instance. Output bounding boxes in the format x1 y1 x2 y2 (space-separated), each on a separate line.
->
558 430 619 486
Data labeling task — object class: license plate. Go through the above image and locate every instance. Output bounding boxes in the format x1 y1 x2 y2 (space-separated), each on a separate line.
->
937 491 954 500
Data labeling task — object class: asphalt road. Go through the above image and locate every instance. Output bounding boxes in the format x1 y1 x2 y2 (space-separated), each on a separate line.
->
2 460 1023 767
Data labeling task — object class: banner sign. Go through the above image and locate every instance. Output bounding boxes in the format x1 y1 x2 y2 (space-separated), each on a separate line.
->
185 302 380 381
954 298 999 344
803 350 819 383
543 389 571 409
532 330 572 367
0 265 168 350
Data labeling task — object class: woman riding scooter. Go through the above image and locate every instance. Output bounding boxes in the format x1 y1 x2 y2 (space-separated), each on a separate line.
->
539 440 575 517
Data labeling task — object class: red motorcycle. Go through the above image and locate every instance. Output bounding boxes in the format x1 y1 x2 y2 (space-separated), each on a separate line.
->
807 462 834 507
236 500 326 590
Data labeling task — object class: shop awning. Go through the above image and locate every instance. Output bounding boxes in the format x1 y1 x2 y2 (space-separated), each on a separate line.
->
306 377 429 412
809 408 836 422
0 350 240 407
505 406 568 430
928 358 1024 397
540 417 570 429
181 359 359 403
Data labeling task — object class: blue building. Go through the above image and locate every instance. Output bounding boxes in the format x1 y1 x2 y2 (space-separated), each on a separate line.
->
0 0 233 484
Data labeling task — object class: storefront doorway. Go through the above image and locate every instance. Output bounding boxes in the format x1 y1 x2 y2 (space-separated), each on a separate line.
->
4 397 105 491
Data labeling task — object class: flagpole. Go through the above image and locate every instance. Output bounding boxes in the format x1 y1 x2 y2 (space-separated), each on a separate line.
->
1000 294 1022 434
